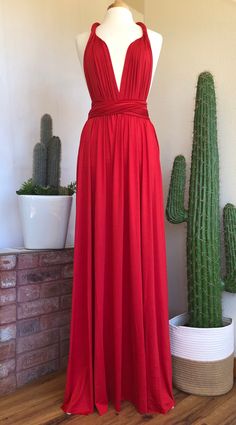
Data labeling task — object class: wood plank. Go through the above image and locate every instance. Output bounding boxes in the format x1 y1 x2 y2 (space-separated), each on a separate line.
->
0 370 235 425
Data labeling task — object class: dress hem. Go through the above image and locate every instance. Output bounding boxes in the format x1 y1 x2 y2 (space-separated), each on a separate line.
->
60 398 175 416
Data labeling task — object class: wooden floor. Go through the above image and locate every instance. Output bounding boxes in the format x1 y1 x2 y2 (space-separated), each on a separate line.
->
1 371 236 425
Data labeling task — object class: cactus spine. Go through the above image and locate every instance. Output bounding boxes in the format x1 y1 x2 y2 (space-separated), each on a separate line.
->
32 114 61 188
166 71 236 328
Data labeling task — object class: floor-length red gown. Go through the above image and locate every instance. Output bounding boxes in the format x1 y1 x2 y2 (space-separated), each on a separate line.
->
61 20 175 416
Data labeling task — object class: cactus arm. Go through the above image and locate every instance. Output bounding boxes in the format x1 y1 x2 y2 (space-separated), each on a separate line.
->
40 113 53 147
47 136 61 188
166 155 188 224
223 203 236 292
32 142 47 186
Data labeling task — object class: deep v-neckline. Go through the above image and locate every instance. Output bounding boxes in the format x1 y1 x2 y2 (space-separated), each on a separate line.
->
94 21 145 95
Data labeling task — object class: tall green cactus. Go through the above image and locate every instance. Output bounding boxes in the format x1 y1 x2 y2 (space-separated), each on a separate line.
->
32 114 61 188
166 71 236 328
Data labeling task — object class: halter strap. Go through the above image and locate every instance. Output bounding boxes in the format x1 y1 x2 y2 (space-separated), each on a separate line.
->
136 21 148 37
90 21 147 40
91 21 99 35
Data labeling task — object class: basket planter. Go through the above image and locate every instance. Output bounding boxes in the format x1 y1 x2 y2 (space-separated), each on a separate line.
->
17 194 73 249
169 312 234 396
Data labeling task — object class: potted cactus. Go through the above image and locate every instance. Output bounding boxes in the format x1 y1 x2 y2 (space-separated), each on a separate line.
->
16 113 76 249
166 71 236 396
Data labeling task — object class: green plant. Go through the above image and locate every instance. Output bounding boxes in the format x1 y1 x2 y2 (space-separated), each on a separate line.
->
16 178 76 195
16 113 76 196
166 71 236 328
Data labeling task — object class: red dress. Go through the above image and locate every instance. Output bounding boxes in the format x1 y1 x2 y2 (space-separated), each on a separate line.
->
61 21 175 416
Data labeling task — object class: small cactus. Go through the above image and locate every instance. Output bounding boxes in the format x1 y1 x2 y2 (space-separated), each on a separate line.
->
32 114 61 189
16 113 76 196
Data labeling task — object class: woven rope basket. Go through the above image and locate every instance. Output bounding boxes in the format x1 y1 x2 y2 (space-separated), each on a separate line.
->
172 352 234 396
169 313 234 396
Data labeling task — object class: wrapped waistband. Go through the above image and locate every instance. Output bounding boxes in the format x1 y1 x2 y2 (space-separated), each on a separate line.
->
88 99 149 119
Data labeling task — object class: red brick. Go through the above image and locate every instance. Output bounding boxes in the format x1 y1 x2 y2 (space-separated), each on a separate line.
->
61 263 73 278
0 340 15 361
60 295 71 310
17 318 40 337
0 358 15 378
0 304 16 324
17 253 39 270
40 310 71 330
60 355 68 369
60 278 73 294
16 344 58 371
17 266 61 286
16 358 59 387
60 325 70 341
16 329 59 354
17 285 40 302
0 255 17 271
17 297 59 319
60 339 69 357
39 250 74 266
40 281 61 298
0 271 16 288
0 324 16 342
0 288 16 305
0 374 16 395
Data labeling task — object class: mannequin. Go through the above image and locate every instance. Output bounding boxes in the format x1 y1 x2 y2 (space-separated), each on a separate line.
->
75 1 163 96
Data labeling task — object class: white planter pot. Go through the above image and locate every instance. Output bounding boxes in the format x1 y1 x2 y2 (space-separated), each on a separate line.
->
17 195 73 249
169 312 234 396
222 291 236 356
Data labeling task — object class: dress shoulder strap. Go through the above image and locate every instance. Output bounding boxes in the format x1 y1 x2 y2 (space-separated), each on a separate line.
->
84 22 99 52
90 21 99 35
136 21 148 37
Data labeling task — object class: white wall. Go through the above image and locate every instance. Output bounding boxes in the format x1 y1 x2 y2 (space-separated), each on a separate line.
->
128 0 144 13
0 0 142 249
145 0 236 316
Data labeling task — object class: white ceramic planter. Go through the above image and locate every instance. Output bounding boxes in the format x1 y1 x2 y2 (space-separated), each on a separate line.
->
17 195 73 249
222 291 236 355
169 312 234 396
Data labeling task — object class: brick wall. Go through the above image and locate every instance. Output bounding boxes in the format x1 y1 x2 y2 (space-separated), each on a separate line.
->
0 248 73 396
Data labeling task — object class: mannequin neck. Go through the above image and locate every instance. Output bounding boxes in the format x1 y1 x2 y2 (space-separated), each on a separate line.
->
102 7 135 27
